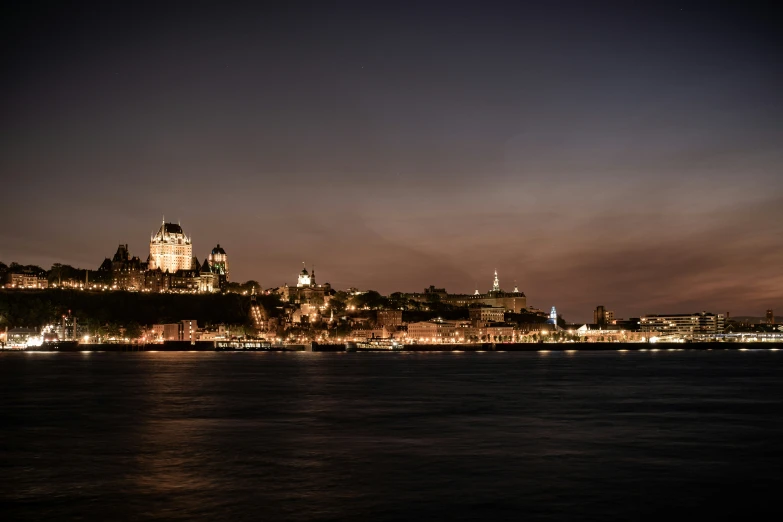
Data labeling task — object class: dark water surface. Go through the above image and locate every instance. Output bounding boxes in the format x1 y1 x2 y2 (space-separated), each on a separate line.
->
1 351 782 521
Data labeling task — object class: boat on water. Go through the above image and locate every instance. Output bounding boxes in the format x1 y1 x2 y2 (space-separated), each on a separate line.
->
26 340 80 351
355 338 404 351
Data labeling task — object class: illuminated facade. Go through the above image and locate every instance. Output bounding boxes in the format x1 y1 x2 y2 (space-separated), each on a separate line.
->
5 272 48 289
208 244 229 284
278 263 333 305
469 307 505 323
297 263 314 287
198 259 218 293
407 320 460 342
110 244 145 291
148 220 193 274
640 312 725 339
437 271 527 313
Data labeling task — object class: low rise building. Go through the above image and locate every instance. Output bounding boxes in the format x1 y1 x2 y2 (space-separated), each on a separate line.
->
151 323 180 341
640 312 725 339
5 272 48 289
407 320 462 343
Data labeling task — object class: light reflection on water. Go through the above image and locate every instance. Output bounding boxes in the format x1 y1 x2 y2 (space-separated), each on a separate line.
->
1 351 782 521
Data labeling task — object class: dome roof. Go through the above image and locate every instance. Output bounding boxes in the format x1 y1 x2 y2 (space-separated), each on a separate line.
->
212 244 226 255
300 268 309 275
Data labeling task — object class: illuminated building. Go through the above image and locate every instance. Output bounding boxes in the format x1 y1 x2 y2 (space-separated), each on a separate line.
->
464 324 515 342
407 320 460 342
278 263 333 305
5 327 41 348
151 323 179 341
469 307 505 323
640 312 725 339
208 244 229 286
5 271 48 289
297 263 314 287
180 320 197 343
148 219 193 274
548 306 558 325
169 269 201 293
110 244 145 291
430 271 527 312
594 305 614 326
144 268 170 292
198 259 218 293
767 309 774 325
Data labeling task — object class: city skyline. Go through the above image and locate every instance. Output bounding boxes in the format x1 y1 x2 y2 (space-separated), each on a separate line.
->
2 2 781 322
1 215 777 324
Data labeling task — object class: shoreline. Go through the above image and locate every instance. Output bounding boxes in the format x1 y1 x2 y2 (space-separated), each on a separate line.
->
3 341 782 353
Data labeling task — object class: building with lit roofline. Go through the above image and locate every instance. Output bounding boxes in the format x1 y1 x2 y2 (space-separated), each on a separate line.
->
148 219 193 274
437 270 528 313
277 263 333 305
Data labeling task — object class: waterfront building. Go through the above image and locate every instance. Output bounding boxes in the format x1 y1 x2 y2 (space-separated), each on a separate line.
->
464 324 515 342
148 220 193 274
407 320 461 342
640 312 725 340
594 306 615 326
180 320 197 343
574 324 646 342
4 327 41 348
151 323 180 341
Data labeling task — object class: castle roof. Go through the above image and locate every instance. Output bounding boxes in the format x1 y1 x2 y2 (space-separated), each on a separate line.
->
212 244 226 255
155 222 185 236
112 244 130 263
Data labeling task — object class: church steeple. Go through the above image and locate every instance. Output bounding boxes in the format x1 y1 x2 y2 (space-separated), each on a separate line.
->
492 269 500 292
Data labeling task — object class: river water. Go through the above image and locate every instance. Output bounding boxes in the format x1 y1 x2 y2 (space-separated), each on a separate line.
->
1 351 781 521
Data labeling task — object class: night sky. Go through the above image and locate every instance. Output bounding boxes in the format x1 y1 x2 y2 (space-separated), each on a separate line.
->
1 1 781 322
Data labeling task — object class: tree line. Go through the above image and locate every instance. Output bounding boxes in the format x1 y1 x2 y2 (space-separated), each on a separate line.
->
0 289 284 329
